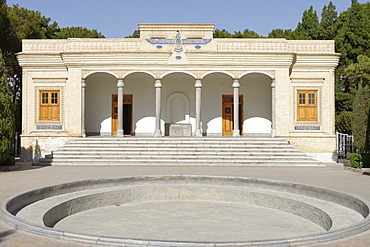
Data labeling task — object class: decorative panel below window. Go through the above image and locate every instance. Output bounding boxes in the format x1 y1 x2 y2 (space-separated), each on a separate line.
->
39 90 60 121
297 90 317 121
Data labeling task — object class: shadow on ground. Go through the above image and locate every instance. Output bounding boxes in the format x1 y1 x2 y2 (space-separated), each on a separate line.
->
0 229 16 243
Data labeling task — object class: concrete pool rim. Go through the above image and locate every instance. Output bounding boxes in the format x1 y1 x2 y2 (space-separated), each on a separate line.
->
1 175 370 246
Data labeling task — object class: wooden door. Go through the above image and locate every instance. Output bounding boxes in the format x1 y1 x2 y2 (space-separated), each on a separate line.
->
222 95 243 136
112 94 132 135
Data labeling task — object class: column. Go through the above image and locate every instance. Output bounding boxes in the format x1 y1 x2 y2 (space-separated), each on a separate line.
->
81 78 86 137
154 79 162 137
271 79 276 137
116 79 124 137
195 79 202 137
233 79 240 137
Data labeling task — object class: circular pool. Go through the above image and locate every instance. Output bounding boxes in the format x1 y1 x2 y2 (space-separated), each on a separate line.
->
1 175 370 246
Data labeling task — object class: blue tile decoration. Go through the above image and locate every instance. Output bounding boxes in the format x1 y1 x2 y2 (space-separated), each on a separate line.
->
175 56 182 59
156 45 163 49
174 45 183 52
146 39 212 44
37 126 63 130
294 126 320 130
183 39 211 44
195 45 201 49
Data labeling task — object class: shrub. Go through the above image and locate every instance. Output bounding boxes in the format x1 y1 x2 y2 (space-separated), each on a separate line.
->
0 156 15 166
350 153 363 168
362 154 370 168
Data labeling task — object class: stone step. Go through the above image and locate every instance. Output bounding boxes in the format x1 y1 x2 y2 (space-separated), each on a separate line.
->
50 155 313 161
59 145 296 150
37 137 321 166
52 151 305 156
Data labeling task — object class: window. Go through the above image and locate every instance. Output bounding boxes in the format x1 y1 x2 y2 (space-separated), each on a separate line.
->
297 90 317 121
39 90 60 121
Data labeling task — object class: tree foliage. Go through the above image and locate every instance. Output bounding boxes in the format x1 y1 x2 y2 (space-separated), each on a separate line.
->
232 29 260 38
319 1 338 40
352 84 370 153
0 0 106 148
0 52 15 163
213 29 233 38
125 30 140 38
267 29 295 39
56 27 105 39
213 28 259 38
294 6 320 40
335 111 352 134
335 2 370 67
344 55 370 91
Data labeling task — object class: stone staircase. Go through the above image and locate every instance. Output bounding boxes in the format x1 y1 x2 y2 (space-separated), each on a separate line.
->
37 137 322 166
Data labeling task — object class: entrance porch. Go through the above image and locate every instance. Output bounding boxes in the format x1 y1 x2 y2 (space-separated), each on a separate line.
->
83 71 275 138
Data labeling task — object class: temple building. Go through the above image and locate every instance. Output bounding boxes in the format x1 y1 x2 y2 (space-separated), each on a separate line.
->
17 23 340 162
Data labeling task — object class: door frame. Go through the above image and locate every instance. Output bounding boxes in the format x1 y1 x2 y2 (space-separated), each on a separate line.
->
222 95 243 136
112 94 133 135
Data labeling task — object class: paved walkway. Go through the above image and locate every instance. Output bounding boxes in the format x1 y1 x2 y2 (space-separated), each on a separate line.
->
0 162 370 246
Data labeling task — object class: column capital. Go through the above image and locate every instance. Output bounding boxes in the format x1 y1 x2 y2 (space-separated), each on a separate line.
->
81 79 86 88
232 79 240 88
117 78 124 88
271 78 276 86
195 79 202 88
155 79 162 88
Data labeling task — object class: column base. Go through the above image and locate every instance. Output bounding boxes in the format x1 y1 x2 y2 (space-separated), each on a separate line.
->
270 129 276 138
195 129 202 137
233 130 241 137
116 129 124 137
154 129 162 137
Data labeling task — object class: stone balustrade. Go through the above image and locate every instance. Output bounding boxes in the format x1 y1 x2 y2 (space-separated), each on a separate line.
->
22 38 335 53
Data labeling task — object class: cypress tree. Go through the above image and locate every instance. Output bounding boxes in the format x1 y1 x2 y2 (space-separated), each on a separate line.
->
319 1 338 40
352 84 370 153
294 6 320 40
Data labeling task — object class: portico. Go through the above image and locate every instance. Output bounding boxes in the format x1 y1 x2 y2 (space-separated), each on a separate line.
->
17 23 340 162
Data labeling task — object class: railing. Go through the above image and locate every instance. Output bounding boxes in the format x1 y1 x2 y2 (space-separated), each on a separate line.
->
336 132 355 163
13 132 20 157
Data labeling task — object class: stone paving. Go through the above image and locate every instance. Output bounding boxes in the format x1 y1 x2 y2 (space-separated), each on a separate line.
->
1 162 370 246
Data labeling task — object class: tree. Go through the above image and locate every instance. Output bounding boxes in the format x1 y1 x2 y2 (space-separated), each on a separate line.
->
344 55 370 91
0 52 15 163
319 1 338 40
233 29 260 38
335 2 370 67
213 29 232 38
352 84 370 153
125 29 139 38
336 111 352 134
294 6 320 40
56 27 104 39
334 2 370 135
267 29 295 39
7 4 59 41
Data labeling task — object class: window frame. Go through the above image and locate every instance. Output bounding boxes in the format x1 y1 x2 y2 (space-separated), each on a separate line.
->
39 90 60 121
296 90 318 122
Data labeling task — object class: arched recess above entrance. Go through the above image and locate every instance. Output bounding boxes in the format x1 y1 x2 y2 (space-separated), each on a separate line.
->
239 73 273 136
201 71 234 80
84 71 118 80
202 72 234 136
160 71 196 79
123 72 156 136
239 71 274 80
123 71 156 80
85 72 117 136
161 72 196 134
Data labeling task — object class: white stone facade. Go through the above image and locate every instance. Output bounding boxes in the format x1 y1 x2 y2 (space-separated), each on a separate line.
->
17 23 340 162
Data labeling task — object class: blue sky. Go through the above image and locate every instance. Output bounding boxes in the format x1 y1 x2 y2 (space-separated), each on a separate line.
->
6 0 369 38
